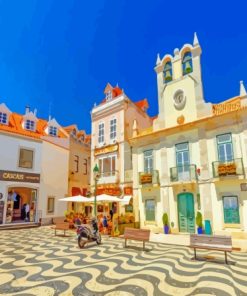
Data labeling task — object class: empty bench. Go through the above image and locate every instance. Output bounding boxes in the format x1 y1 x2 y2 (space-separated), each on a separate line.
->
123 228 150 250
190 234 232 264
52 218 70 236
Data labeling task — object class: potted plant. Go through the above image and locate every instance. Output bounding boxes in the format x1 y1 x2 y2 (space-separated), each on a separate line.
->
162 213 169 234
196 211 203 234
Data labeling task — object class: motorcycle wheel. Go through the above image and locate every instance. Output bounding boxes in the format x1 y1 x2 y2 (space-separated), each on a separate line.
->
78 236 87 249
96 233 102 245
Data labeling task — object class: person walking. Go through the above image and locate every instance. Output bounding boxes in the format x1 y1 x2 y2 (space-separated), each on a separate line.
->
25 203 30 222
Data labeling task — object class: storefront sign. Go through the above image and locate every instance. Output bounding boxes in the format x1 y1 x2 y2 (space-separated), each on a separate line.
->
140 174 152 184
240 183 247 191
0 170 40 183
96 187 122 196
212 100 241 116
124 187 133 195
94 144 118 156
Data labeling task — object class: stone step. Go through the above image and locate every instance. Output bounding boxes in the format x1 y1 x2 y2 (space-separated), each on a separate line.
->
0 223 40 231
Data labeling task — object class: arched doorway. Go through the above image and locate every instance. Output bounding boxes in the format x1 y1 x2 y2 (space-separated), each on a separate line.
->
177 192 195 233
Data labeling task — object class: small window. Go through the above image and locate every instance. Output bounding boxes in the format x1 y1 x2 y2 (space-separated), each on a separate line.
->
0 112 7 124
98 123 104 143
49 126 57 136
163 61 173 83
110 118 117 139
25 120 35 131
217 133 233 162
47 196 55 214
144 150 153 173
182 52 193 75
74 155 79 173
145 199 155 221
19 149 34 169
223 196 240 224
106 91 112 101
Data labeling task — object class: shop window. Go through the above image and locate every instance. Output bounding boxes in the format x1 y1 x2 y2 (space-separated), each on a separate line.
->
110 118 117 139
182 51 193 75
49 126 58 136
217 133 233 162
98 122 104 144
47 197 55 214
0 112 7 124
144 150 153 173
145 199 155 221
25 120 35 131
19 148 34 169
223 196 240 224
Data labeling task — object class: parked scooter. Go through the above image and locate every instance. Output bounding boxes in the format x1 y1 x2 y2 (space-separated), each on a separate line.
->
77 217 102 248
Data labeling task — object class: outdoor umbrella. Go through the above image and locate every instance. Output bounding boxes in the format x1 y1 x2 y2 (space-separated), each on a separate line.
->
59 195 94 202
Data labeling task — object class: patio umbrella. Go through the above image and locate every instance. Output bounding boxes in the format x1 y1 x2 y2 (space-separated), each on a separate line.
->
59 195 94 202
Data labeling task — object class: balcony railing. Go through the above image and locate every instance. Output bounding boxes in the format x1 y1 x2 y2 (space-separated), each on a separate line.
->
97 171 119 184
170 164 197 182
212 158 244 178
139 170 159 185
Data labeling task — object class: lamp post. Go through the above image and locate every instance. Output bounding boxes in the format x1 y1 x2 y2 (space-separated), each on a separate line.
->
93 164 100 217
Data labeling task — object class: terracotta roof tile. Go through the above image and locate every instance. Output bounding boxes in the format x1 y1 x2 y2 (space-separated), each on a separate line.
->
0 113 67 139
134 98 149 111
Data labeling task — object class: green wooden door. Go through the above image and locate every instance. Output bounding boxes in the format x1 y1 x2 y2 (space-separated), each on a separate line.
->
178 193 195 233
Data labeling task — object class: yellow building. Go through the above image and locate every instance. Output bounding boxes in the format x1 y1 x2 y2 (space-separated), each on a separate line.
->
64 125 91 213
130 33 247 235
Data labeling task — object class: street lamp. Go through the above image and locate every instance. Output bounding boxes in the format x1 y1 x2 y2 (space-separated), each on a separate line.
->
93 164 100 217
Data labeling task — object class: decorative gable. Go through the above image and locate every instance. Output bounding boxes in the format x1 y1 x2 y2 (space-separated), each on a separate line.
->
0 103 11 125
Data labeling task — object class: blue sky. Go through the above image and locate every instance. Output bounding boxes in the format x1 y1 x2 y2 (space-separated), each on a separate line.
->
0 0 247 133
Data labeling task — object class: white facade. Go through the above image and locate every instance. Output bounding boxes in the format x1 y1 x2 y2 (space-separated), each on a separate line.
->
0 107 69 225
131 34 247 234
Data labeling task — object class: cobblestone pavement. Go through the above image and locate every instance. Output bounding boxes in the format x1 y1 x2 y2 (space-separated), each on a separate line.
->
0 227 247 296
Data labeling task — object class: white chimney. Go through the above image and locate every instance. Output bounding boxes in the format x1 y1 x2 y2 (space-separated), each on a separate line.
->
25 105 30 115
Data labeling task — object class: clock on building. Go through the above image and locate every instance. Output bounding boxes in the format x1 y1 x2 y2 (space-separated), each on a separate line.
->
173 90 186 110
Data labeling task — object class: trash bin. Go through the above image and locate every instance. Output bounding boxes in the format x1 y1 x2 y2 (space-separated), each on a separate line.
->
204 220 212 235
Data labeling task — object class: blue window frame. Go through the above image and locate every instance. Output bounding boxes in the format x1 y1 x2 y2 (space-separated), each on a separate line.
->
25 120 35 131
217 133 233 162
0 112 7 124
49 126 57 136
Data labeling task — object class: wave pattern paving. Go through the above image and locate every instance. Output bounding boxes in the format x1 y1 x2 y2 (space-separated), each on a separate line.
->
0 227 247 296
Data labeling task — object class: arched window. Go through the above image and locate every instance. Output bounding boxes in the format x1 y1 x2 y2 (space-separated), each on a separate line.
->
182 51 193 75
163 61 172 83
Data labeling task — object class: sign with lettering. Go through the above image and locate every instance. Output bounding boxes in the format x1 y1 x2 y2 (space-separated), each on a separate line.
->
94 144 118 156
96 186 122 196
212 100 241 116
140 174 152 184
0 170 40 183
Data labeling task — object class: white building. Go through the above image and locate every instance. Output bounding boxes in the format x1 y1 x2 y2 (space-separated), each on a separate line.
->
91 83 153 217
0 104 69 225
130 34 247 234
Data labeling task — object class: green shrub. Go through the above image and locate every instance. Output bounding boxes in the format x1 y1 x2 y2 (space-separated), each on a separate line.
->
162 213 169 226
196 211 203 228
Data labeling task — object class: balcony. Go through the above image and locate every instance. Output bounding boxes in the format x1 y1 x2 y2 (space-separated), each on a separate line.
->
97 171 119 184
139 170 159 186
212 158 244 178
170 164 197 182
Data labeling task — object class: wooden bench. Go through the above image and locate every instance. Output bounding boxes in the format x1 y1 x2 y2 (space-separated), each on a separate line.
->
52 218 70 236
190 234 232 264
123 227 150 250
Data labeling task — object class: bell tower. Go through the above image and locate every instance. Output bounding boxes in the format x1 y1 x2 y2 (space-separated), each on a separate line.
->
154 33 212 130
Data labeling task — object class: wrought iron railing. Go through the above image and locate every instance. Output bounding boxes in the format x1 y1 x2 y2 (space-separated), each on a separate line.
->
139 170 159 185
212 158 244 178
170 164 197 182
